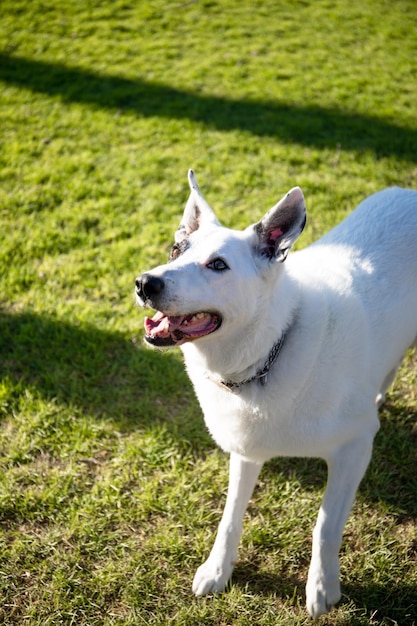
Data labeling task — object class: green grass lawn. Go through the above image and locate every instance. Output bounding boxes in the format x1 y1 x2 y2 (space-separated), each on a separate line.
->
1 0 416 624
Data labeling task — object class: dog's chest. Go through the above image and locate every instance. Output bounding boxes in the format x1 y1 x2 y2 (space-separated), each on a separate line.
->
192 377 313 462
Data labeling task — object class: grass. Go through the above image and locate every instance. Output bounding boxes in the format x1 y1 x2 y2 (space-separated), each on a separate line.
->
0 0 416 623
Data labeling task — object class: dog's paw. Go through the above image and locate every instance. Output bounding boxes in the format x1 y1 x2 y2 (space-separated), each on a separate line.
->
305 573 341 618
192 557 234 597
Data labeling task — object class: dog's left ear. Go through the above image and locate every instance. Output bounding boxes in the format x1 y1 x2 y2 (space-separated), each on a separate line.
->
254 187 306 262
175 170 220 242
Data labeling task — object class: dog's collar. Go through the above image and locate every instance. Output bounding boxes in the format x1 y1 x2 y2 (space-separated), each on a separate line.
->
213 332 287 393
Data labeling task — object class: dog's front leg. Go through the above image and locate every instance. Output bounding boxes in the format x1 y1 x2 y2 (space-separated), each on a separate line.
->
306 434 375 618
193 452 263 596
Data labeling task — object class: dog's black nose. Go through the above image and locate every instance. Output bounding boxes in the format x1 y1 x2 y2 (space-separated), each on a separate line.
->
135 274 164 301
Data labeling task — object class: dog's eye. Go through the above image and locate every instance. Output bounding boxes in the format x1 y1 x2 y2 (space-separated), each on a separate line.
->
207 258 229 272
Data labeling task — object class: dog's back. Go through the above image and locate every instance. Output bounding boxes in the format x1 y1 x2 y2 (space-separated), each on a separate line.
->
290 187 417 402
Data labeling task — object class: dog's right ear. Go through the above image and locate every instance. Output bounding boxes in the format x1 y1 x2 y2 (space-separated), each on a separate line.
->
254 187 306 262
175 170 220 242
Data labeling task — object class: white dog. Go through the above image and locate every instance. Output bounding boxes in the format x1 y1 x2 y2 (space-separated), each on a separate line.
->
135 171 417 618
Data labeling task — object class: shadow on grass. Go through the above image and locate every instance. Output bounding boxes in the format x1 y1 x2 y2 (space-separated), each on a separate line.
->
342 579 417 626
1 52 417 161
0 307 203 437
233 560 417 625
232 559 306 601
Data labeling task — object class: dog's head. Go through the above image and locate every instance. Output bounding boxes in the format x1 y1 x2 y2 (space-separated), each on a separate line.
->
135 170 306 348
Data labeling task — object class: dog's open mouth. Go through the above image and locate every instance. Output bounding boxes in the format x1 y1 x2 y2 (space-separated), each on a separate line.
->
144 311 222 347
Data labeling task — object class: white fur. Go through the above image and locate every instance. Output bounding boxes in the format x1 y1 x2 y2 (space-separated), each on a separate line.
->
136 175 417 618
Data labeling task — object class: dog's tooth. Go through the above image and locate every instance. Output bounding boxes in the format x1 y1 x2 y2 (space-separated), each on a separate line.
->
196 312 205 319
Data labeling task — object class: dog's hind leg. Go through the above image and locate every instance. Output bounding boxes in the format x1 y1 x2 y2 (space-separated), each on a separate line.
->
192 453 262 596
306 430 376 618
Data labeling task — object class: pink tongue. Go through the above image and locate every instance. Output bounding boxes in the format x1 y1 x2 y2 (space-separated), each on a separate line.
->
144 312 183 338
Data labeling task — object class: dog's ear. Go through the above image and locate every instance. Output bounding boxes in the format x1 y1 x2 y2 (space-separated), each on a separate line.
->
175 170 220 242
254 187 306 262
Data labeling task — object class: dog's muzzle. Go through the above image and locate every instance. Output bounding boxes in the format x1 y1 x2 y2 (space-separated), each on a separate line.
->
135 272 222 348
